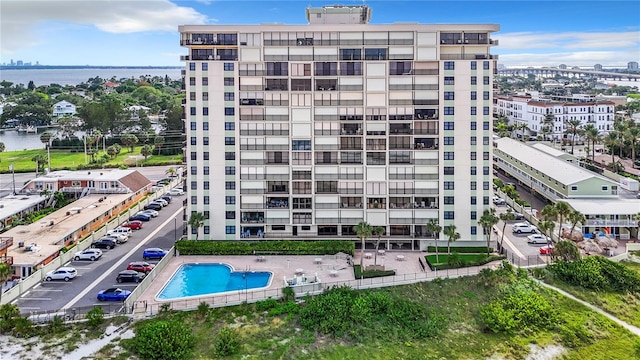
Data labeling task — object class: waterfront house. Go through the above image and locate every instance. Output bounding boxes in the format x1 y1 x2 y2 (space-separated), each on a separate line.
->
52 100 76 118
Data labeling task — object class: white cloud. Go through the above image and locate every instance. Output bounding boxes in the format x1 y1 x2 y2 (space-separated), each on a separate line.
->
495 31 640 50
0 0 209 54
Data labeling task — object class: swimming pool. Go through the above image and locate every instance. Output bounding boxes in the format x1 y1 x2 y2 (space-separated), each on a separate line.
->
156 263 272 300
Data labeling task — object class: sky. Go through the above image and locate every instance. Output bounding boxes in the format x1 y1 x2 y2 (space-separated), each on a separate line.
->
0 0 638 68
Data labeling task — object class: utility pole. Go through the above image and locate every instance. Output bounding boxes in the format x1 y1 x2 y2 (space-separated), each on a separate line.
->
10 163 15 195
47 138 52 173
83 136 87 164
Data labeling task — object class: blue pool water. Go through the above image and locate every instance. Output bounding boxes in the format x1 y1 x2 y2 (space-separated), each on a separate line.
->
156 263 272 300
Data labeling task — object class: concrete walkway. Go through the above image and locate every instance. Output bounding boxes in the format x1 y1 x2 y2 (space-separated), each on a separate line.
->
535 279 640 337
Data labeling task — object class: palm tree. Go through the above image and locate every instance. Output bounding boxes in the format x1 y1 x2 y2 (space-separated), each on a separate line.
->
188 212 205 241
537 220 556 264
614 121 627 159
604 131 619 165
443 225 460 255
515 122 529 141
498 209 516 254
582 124 600 161
479 209 499 256
165 166 177 178
567 209 586 240
540 125 552 143
565 119 582 154
0 263 12 303
625 125 640 166
554 201 572 240
372 226 385 266
426 219 442 263
39 131 53 148
0 142 4 162
353 221 372 269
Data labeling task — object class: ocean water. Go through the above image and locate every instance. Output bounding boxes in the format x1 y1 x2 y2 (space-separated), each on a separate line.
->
1 68 182 86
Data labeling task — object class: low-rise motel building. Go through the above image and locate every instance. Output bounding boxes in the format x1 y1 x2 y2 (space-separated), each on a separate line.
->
0 169 151 279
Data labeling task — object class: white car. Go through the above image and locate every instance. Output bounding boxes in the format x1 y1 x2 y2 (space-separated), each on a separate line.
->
45 267 77 281
152 198 168 207
168 188 184 196
511 222 537 234
492 196 505 205
104 234 128 244
107 227 132 237
73 248 102 261
527 233 550 244
139 209 159 218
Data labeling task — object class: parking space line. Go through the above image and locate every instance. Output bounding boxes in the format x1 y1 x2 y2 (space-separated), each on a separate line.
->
32 289 63 292
20 307 41 310
495 226 526 259
61 207 182 310
113 284 138 287
19 298 52 301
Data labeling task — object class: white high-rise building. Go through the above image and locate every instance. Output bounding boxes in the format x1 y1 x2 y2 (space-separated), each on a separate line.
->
179 5 499 249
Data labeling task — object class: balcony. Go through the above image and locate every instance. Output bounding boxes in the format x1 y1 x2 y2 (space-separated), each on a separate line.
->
585 219 637 227
241 212 265 224
0 256 13 266
0 237 13 252
266 198 289 209
440 54 498 60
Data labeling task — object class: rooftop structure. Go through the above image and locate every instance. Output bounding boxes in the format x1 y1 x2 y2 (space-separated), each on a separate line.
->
306 5 372 25
21 169 152 196
0 194 49 231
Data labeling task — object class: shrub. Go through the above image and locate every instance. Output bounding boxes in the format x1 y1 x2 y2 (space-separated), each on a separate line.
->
255 298 278 312
425 254 504 271
353 265 396 279
267 300 299 316
427 246 493 253
195 302 209 319
46 315 66 334
175 240 354 256
86 306 104 328
559 322 595 348
131 320 195 360
547 256 640 293
214 327 241 356
281 286 295 302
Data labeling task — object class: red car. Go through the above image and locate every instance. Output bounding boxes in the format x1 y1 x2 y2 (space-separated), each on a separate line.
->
539 245 554 255
127 261 155 273
121 220 143 230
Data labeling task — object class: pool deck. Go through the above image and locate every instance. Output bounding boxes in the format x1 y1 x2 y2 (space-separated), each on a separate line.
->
134 251 431 312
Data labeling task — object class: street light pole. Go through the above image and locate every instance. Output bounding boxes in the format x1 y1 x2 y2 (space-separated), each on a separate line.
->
174 217 177 241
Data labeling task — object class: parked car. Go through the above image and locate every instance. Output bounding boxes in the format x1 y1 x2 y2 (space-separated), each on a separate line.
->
73 248 102 261
143 203 162 211
539 244 554 255
156 178 171 185
91 238 117 250
168 188 184 196
527 234 550 244
511 222 537 234
45 267 77 281
160 195 172 203
116 270 146 283
139 209 159 217
107 227 132 237
129 213 151 222
121 220 143 230
513 212 525 221
97 288 131 301
143 248 168 260
492 196 505 205
152 198 168 207
127 261 155 273
104 234 128 244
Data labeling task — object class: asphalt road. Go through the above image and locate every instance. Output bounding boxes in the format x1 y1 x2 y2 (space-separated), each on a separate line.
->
14 195 185 315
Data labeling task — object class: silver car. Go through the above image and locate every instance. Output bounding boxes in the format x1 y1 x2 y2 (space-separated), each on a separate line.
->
73 248 103 261
45 267 77 281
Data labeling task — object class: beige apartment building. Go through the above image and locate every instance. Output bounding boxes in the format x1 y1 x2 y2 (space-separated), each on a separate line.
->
179 5 499 249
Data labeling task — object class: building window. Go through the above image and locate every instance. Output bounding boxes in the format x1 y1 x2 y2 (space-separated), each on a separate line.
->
444 196 455 205
471 91 477 100
444 76 454 85
444 181 455 190
203 137 209 145
471 181 477 190
204 181 210 190
224 77 234 86
191 181 197 190
190 107 196 116
204 196 210 204
483 121 490 130
190 122 196 130
470 152 477 160
471 211 477 220
483 196 489 204
204 211 210 219
471 196 477 205
190 137 196 145
225 196 236 204
470 166 477 175
225 137 235 145
483 91 490 100
471 61 477 70
444 166 455 175
483 152 490 160
224 63 234 71
571 185 578 191
483 76 490 85
189 62 195 71
189 77 195 86
444 211 455 220
443 136 455 145
483 136 490 145
470 121 477 130
444 152 454 160
203 152 209 160
190 92 196 101
483 61 490 70
471 226 477 235
471 76 477 85
203 122 209 130
292 140 311 150
443 122 454 130
225 226 236 234
444 107 454 115
203 166 209 175
191 196 197 204
225 152 235 160
470 136 477 145
483 182 490 190
444 61 455 70
471 106 477 115
202 63 208 71
225 166 236 175
190 152 197 161
224 107 235 116
483 166 490 175
224 92 235 101
203 226 210 234
483 107 490 115
444 92 455 100
226 211 235 219
225 181 235 190
202 77 208 86
601 186 608 191
190 166 197 175
225 122 235 130
203 107 209 116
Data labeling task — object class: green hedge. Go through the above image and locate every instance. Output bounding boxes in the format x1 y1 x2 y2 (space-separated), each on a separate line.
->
426 246 493 253
353 265 396 279
425 254 504 271
175 240 354 256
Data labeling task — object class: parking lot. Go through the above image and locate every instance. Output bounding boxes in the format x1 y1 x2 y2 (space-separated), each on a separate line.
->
14 189 185 316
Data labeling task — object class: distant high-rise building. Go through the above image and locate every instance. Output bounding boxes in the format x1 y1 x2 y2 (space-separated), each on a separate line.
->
179 5 499 246
629 61 639 70
593 64 602 71
16 60 23 66
558 64 567 70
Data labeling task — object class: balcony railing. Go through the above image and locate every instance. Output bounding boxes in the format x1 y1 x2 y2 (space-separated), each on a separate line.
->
440 54 498 60
0 256 13 266
0 237 13 252
585 219 637 227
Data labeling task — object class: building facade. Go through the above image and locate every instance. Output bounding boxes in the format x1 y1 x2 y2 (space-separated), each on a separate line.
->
180 5 499 247
52 100 76 118
495 95 615 140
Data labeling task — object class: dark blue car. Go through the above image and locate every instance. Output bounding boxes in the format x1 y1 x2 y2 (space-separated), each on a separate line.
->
97 288 131 301
143 248 167 260
129 213 151 222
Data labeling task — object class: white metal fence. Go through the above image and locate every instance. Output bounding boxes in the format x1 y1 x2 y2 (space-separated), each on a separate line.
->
124 245 175 311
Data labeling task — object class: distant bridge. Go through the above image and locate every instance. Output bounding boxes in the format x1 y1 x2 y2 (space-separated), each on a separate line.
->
498 67 640 81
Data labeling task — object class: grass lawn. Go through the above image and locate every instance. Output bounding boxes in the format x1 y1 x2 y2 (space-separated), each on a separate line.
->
0 147 182 173
538 259 640 329
95 270 638 360
425 253 502 269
